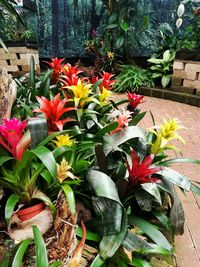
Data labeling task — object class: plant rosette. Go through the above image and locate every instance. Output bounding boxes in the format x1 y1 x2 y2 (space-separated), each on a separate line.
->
0 118 63 242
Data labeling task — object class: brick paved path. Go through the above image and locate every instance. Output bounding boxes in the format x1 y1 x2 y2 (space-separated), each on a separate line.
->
116 94 200 267
140 97 200 267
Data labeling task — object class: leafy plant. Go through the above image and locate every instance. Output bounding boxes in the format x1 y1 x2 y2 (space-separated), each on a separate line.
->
9 226 62 267
148 50 175 88
12 56 53 119
1 58 200 266
114 65 154 92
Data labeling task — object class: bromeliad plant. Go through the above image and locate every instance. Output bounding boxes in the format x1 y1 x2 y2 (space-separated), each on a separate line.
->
1 58 200 266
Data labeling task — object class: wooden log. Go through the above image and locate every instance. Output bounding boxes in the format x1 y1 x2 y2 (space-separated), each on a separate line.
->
0 68 17 124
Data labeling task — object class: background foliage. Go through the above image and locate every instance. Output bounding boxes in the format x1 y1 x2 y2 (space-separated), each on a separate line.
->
31 0 179 58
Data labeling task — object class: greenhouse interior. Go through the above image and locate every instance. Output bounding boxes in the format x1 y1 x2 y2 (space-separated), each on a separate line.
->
0 1 200 266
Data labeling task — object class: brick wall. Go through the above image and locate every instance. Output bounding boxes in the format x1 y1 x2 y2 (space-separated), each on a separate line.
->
0 46 40 77
172 60 200 95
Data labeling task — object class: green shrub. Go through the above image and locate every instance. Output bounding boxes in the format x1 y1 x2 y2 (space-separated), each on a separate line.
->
114 65 154 92
148 50 175 88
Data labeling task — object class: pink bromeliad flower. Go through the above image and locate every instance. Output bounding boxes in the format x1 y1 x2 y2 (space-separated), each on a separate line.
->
126 148 162 189
0 118 28 160
33 93 76 131
127 92 144 110
110 108 132 134
92 30 97 38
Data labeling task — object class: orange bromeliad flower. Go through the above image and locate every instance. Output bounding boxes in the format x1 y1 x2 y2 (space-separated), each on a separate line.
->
44 57 65 83
126 149 162 189
33 93 76 131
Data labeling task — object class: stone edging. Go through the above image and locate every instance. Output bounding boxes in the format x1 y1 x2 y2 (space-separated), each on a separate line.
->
140 87 200 107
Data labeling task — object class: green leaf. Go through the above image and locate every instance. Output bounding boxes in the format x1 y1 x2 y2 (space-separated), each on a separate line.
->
141 183 162 205
152 210 174 235
158 180 184 235
190 183 200 196
76 226 101 242
108 13 118 24
32 146 56 178
89 197 123 235
159 167 191 191
40 69 53 97
97 122 118 136
0 38 8 52
163 50 171 61
116 36 125 49
61 184 76 214
160 158 200 167
104 126 145 155
122 230 151 252
129 215 172 251
161 75 171 88
99 213 128 259
120 21 129 32
49 261 62 267
131 258 152 267
129 112 146 126
5 194 20 224
147 58 163 64
29 56 36 101
11 239 31 267
87 170 123 235
32 225 49 267
139 244 171 255
91 254 106 267
105 23 119 29
28 117 48 149
0 156 13 167
87 170 121 204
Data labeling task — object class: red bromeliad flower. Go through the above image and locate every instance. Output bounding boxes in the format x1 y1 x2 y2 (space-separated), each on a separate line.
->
62 63 83 77
126 149 162 188
90 75 99 85
127 92 144 110
44 57 65 83
61 63 83 86
0 118 28 160
33 93 76 131
100 71 116 91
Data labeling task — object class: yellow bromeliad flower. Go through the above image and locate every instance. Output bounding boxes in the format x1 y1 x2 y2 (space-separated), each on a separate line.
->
57 158 78 183
150 117 185 154
99 87 112 106
160 117 185 145
67 79 93 107
52 134 74 147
